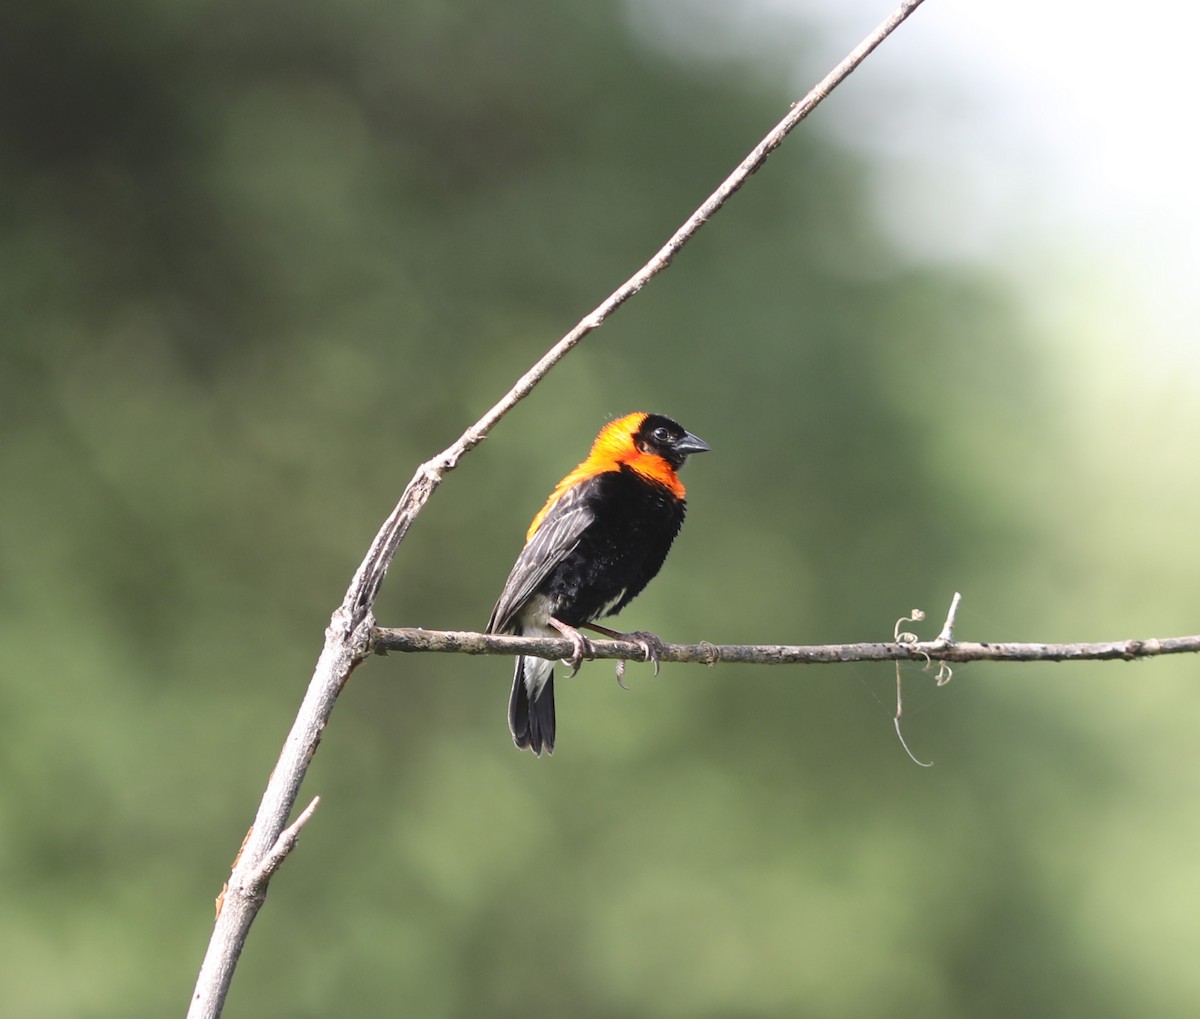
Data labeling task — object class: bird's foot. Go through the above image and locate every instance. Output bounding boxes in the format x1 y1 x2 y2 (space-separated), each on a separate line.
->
585 624 664 686
548 617 594 679
621 631 664 678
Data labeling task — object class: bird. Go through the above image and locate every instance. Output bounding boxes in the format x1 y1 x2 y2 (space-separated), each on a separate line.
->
486 412 709 755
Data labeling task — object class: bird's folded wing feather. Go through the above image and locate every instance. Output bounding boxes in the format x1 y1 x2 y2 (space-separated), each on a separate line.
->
486 481 598 634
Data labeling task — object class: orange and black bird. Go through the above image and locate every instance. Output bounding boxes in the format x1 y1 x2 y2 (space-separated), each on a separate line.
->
486 412 709 755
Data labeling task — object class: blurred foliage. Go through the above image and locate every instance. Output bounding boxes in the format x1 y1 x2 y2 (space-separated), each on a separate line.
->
3 1 1198 1017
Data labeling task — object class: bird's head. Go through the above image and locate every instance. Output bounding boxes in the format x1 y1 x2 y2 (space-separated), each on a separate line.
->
630 413 710 470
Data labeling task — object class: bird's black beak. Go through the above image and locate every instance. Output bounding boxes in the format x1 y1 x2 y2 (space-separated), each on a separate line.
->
674 431 711 456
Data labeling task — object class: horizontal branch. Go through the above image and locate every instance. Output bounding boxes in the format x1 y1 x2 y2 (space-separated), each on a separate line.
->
373 627 1200 666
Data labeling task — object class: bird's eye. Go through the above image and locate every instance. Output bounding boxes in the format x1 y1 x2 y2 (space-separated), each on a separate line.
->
651 426 671 443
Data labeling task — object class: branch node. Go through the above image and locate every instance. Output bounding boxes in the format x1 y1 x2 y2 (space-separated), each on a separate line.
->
935 591 963 644
251 796 321 885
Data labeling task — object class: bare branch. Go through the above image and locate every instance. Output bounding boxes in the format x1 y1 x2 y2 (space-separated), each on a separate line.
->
935 591 963 643
187 4 929 1016
372 626 1200 666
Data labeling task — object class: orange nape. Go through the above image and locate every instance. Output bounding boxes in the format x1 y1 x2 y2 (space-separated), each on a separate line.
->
526 412 686 539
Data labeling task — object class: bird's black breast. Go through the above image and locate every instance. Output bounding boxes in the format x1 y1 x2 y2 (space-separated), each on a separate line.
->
541 465 686 626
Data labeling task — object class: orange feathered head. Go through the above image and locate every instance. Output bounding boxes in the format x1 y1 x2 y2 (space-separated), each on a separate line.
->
527 413 709 540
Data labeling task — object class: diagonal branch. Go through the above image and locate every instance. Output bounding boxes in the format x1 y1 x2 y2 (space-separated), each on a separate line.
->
372 627 1200 666
344 0 928 635
186 4 929 1017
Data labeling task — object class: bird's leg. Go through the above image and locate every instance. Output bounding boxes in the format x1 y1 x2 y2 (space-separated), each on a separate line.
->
548 617 594 679
582 622 665 684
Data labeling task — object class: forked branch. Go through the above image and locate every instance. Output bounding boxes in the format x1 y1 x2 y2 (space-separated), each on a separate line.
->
186 3 931 1017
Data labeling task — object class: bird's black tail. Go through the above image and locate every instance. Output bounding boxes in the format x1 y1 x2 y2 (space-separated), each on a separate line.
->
508 656 555 755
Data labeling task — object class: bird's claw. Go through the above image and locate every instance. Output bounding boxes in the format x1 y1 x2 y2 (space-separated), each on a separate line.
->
556 628 593 679
628 631 664 675
614 630 664 685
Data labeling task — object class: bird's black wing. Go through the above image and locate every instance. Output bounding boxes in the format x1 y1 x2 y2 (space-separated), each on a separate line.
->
486 479 599 634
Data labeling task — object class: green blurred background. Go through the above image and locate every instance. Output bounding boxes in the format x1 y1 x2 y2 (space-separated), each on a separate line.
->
4 1 1199 1016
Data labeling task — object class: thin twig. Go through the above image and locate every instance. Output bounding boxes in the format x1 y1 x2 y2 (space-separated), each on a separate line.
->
251 797 320 884
187 5 928 1016
935 591 963 643
372 627 1200 665
892 597 958 768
